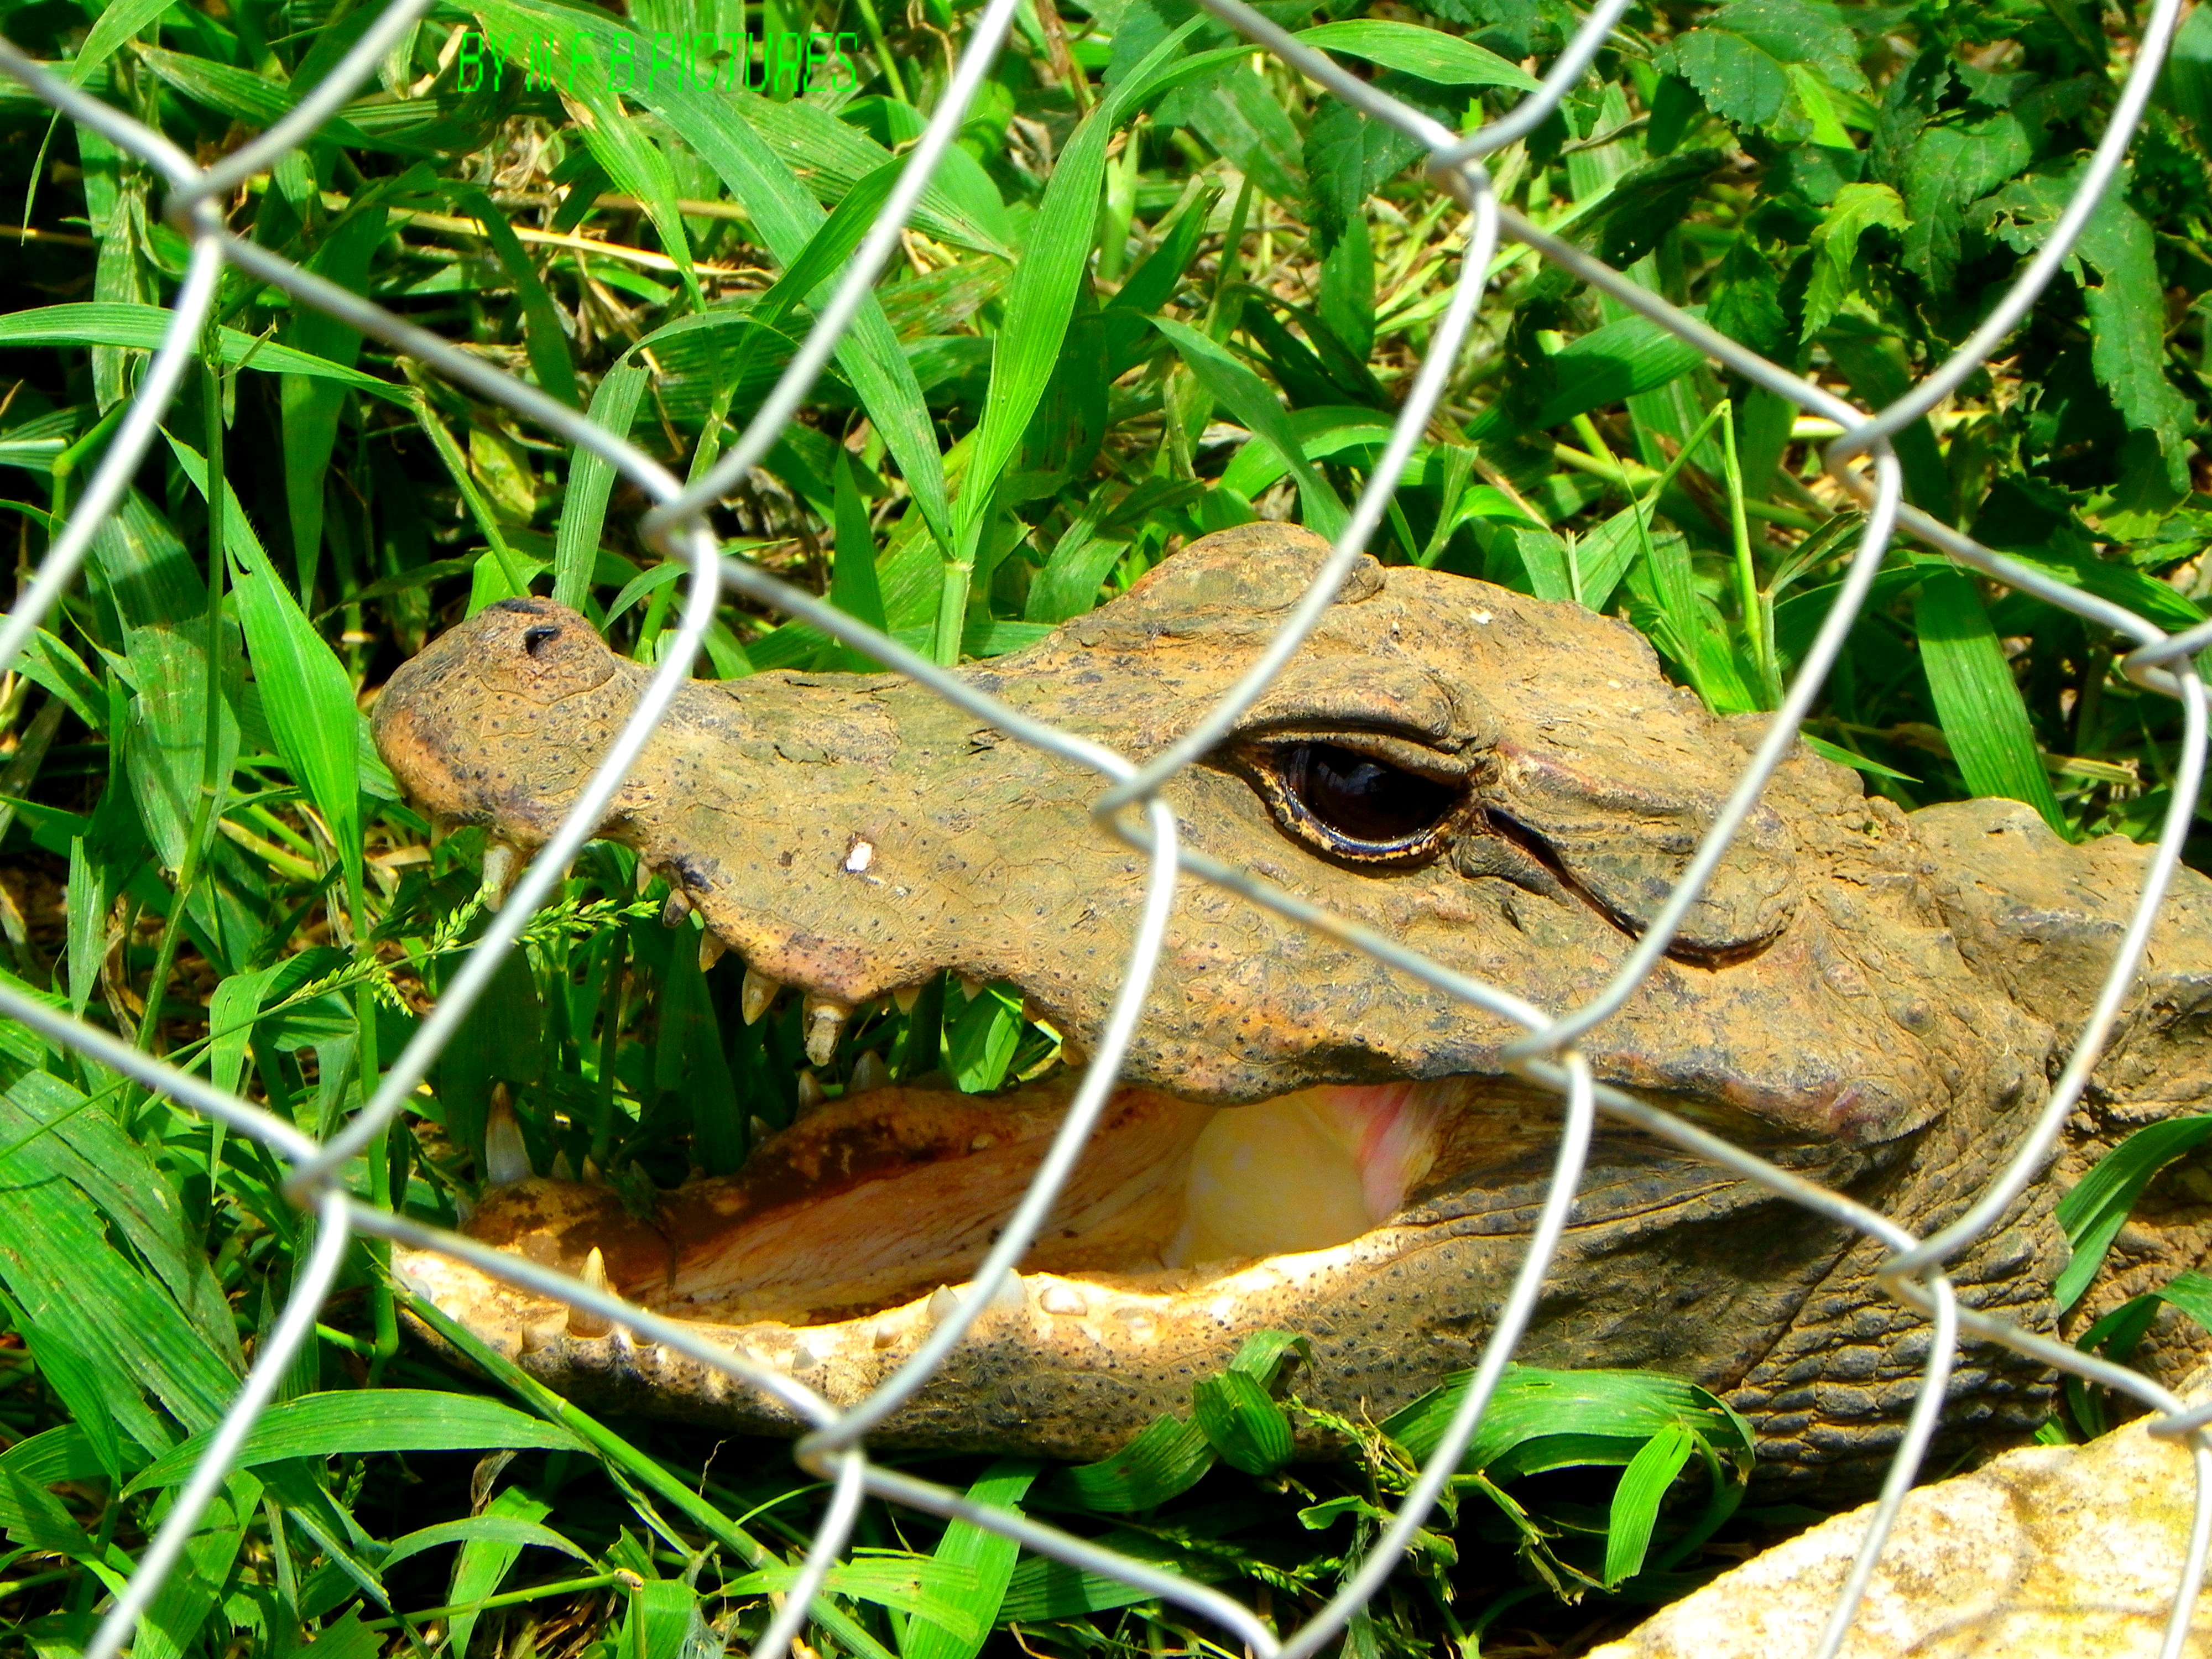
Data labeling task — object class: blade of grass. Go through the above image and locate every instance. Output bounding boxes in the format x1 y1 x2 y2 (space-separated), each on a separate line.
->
1912 562 2066 833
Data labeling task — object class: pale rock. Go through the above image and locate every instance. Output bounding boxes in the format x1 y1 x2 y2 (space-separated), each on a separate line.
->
1594 1368 2212 1659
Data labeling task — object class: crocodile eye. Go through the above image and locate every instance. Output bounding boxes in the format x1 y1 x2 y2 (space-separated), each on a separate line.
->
1240 740 1464 866
523 623 562 657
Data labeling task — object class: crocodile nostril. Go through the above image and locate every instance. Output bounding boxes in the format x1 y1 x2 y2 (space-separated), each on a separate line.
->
523 623 562 658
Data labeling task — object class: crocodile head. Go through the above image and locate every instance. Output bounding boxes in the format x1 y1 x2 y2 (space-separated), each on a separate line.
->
374 524 2212 1486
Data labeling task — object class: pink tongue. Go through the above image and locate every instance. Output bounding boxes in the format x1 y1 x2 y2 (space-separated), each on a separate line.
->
1302 1083 1436 1219
1167 1081 1441 1268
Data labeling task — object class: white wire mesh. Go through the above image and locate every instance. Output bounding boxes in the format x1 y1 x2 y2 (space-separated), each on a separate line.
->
0 0 2208 1655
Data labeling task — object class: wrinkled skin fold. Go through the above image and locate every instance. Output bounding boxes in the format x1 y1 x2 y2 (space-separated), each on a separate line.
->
374 525 2212 1489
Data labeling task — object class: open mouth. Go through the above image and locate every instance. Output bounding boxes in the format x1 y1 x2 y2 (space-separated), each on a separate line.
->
468 1069 1528 1328
452 966 1758 1344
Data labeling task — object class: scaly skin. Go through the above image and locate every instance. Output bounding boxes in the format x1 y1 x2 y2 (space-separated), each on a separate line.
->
373 524 2212 1488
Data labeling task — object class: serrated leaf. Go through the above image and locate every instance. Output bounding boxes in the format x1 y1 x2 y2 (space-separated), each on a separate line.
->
1984 164 2197 489
1901 112 2032 290
1654 0 1870 140
1802 181 1908 340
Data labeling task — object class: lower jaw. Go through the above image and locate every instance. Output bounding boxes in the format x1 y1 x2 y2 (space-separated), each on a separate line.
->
451 1071 1516 1331
390 1071 1827 1458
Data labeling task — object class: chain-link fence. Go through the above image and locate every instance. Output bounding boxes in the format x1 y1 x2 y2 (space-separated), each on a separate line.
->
1 0 2209 1653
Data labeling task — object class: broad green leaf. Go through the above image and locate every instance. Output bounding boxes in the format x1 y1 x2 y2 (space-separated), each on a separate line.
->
900 1462 1036 1659
0 305 408 403
64 837 101 1019
0 1071 235 1343
1025 515 1131 625
557 81 700 309
1218 404 1394 500
554 358 648 611
134 1474 259 1659
1183 59 1305 204
441 1489 558 1659
128 1390 585 1493
1000 1531 1232 1620
945 982 1024 1094
716 89 1015 258
1467 310 1709 441
69 0 178 84
0 1165 242 1453
282 205 384 597
450 185 581 408
2056 1114 2212 1309
169 434 365 908
2153 1270 2212 1334
135 46 379 149
1603 1421 1695 1586
1802 182 1907 341
830 447 890 670
1152 317 1350 539
955 91 1121 546
1385 1365 1755 1484
1912 565 2064 833
1294 20 1538 90
1049 1413 1215 1511
383 1512 588 1572
1192 1369 1295 1475
122 619 239 877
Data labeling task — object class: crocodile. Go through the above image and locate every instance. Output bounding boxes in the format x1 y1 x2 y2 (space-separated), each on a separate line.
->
373 523 2212 1488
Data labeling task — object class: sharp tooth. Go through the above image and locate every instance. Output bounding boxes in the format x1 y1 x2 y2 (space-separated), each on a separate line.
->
803 994 851 1066
550 1150 577 1182
430 819 450 848
986 1270 1026 1312
849 1051 889 1094
957 974 985 1002
1039 1282 1089 1317
581 1156 604 1185
480 841 520 905
791 1342 820 1373
483 1086 529 1185
699 930 727 973
893 984 921 1015
795 1068 827 1113
926 1284 959 1324
742 967 780 1025
634 859 654 894
567 1246 614 1338
749 1115 773 1145
661 890 692 928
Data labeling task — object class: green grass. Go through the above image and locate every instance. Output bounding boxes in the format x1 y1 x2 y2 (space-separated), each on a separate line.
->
0 0 2209 1652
